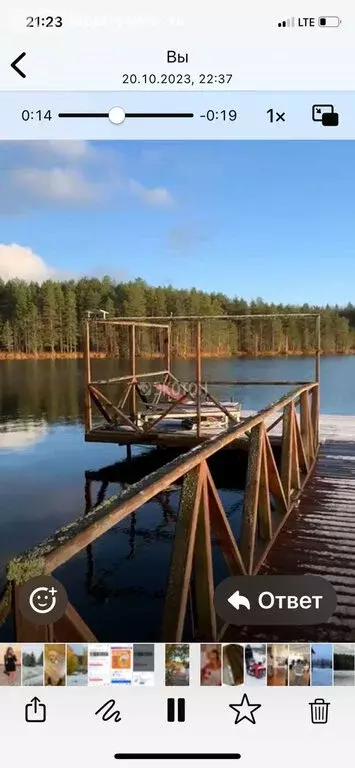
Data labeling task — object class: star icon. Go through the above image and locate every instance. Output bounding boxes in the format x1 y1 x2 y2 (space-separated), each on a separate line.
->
229 694 261 725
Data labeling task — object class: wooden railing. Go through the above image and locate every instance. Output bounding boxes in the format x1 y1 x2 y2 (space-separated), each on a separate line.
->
2 382 319 643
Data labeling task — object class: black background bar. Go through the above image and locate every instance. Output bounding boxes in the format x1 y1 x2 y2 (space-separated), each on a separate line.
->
114 754 241 760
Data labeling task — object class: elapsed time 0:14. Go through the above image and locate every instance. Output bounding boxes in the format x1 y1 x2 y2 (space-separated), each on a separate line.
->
21 109 52 121
200 110 237 121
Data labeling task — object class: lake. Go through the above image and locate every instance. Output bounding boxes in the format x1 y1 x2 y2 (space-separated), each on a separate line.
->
0 355 354 641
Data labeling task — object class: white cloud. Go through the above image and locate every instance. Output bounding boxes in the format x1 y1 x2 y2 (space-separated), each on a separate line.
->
129 179 173 207
15 140 93 160
0 244 56 281
0 141 174 213
11 167 103 204
41 140 93 159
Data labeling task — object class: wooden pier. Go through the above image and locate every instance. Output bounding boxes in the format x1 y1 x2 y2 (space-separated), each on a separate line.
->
2 379 321 642
2 313 355 643
83 313 321 450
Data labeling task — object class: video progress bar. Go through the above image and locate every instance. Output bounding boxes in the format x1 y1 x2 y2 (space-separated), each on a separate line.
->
57 112 194 118
114 754 241 760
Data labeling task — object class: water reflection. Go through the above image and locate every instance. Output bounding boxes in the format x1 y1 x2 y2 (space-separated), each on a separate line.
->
0 420 48 451
59 448 245 640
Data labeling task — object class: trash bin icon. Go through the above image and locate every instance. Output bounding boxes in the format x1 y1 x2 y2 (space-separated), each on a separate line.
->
309 698 330 724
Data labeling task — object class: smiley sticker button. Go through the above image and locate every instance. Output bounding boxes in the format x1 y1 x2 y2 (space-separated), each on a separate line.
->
18 576 68 625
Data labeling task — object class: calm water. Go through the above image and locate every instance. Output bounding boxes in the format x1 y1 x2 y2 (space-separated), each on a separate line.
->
0 355 354 641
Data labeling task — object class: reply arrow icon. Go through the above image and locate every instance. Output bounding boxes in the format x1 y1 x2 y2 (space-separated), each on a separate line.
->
227 590 251 611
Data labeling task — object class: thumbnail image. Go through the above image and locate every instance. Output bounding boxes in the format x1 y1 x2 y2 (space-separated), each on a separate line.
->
44 644 66 686
133 644 155 686
223 644 244 686
22 644 44 686
333 644 355 686
200 644 222 686
111 644 133 684
267 645 289 686
165 644 190 686
244 644 266 686
289 644 310 686
311 644 333 686
67 644 88 686
0 644 21 686
88 644 111 686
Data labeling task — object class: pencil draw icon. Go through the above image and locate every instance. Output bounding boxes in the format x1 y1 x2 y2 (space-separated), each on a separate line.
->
95 699 122 722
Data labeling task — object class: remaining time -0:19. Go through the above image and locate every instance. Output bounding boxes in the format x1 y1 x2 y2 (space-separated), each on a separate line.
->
200 110 237 121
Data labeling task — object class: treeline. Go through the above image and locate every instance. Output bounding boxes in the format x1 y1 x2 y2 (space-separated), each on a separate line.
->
1 276 355 357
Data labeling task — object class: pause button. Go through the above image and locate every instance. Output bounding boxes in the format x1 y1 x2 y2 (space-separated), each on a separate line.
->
167 698 186 722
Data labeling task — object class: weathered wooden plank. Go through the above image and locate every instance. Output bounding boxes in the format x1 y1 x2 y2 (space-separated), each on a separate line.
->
89 387 114 424
281 403 293 506
294 409 309 474
291 405 301 492
264 431 288 514
258 430 272 541
192 462 217 640
239 423 264 574
119 382 133 410
202 387 240 426
89 385 141 433
161 465 204 641
143 391 193 431
311 385 319 449
53 602 97 643
299 391 310 463
206 466 247 576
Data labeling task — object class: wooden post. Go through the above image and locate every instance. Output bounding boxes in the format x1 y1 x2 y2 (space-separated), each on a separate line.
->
311 384 320 450
83 321 92 432
196 321 202 439
299 391 310 462
281 403 293 507
161 465 203 640
130 324 136 422
258 430 272 541
315 315 321 384
240 423 263 574
164 323 171 374
192 462 217 640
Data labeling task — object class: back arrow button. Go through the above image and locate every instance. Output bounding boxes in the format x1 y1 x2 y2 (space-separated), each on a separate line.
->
11 52 26 78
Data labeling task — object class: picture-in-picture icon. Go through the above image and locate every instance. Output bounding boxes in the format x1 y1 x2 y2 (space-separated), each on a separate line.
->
312 104 339 125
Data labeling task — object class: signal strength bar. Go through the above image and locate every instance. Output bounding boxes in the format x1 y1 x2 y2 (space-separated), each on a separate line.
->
278 17 296 27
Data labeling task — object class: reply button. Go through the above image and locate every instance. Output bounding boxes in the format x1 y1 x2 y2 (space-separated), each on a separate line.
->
214 575 337 625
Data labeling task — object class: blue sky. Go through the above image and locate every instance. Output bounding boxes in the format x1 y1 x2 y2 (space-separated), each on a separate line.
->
0 139 353 305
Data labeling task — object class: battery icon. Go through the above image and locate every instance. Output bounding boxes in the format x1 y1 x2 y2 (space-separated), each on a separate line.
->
318 16 341 26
